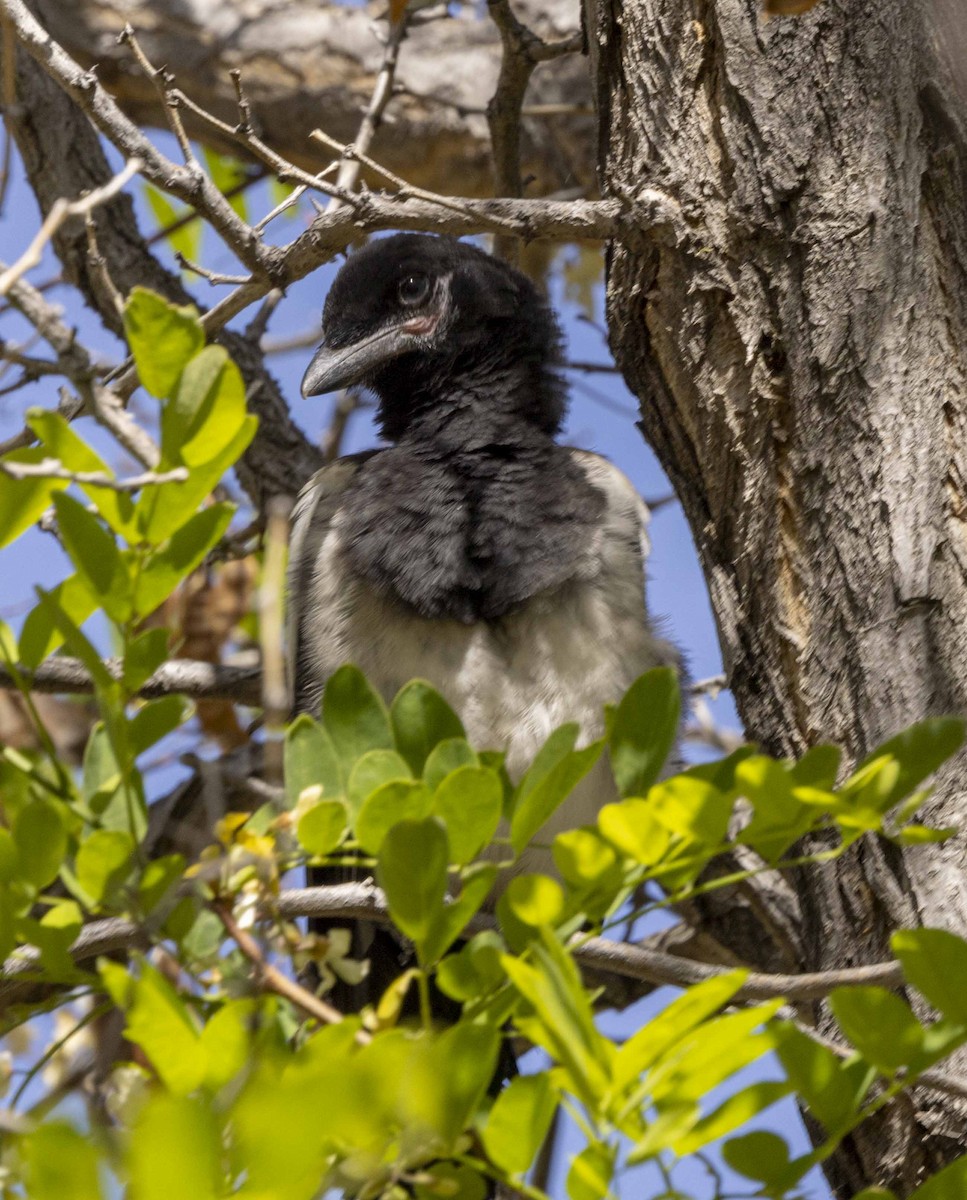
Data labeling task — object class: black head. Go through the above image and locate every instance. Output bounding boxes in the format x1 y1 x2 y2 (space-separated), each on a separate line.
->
301 234 567 443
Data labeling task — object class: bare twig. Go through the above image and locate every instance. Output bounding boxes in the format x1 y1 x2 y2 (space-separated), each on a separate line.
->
0 458 187 491
173 252 250 286
117 26 195 167
325 12 409 212
0 158 142 296
212 901 355 1033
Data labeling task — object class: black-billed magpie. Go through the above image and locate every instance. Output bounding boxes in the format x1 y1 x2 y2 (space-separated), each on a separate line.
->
289 233 677 1001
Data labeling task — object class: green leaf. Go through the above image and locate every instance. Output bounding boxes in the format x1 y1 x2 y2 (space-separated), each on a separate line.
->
790 743 842 789
482 1072 557 1176
346 748 412 819
504 873 564 927
850 718 965 811
20 1121 103 1200
130 696 187 756
597 797 670 867
502 930 611 1107
199 998 259 1090
123 627 170 692
553 828 616 885
124 287 204 399
737 756 816 863
423 737 478 791
133 502 234 618
14 798 67 888
436 929 506 1002
137 416 256 544
0 445 71 549
675 1079 790 1155
284 715 343 808
161 345 247 468
18 573 98 667
414 1164 487 1200
390 679 464 775
723 1130 794 1189
910 1156 967 1199
510 736 603 856
829 986 926 1073
567 1141 616 1200
774 1022 873 1135
297 800 347 857
0 828 18 881
81 724 121 811
893 928 967 1024
377 817 448 947
608 667 680 797
128 1092 222 1200
76 829 135 907
323 664 393 770
432 766 503 864
111 959 203 1094
422 862 497 963
356 779 433 855
613 970 750 1090
52 492 130 624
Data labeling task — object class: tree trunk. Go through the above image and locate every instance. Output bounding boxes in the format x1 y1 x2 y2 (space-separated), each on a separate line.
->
591 0 967 1192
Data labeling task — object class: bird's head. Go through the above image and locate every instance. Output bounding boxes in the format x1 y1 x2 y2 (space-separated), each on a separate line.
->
301 234 566 444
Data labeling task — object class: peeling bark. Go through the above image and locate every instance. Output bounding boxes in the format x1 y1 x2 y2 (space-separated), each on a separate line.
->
592 0 967 1191
35 0 594 197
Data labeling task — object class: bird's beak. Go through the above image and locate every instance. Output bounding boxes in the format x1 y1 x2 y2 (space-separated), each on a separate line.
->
301 323 417 397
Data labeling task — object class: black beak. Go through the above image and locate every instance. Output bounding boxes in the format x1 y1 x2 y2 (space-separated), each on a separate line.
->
301 323 417 397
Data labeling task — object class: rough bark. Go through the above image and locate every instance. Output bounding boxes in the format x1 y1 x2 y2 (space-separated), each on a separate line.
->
37 0 594 197
592 0 967 1192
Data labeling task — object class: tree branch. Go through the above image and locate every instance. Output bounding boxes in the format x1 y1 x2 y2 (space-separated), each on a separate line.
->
0 655 261 705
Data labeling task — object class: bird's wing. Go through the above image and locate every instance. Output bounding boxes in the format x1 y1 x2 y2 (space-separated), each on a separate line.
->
287 453 375 714
568 447 654 570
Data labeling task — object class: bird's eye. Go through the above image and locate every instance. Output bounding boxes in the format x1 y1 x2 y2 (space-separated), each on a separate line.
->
398 274 430 307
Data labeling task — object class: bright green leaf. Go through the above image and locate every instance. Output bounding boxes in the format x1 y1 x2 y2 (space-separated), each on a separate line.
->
284 715 343 809
608 667 680 797
124 287 204 399
482 1072 557 1176
390 679 464 775
356 779 433 855
893 928 967 1024
52 492 130 624
377 817 448 946
297 800 347 857
432 765 502 864
324 664 394 770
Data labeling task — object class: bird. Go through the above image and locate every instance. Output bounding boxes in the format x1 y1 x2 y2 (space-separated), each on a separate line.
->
288 232 678 1006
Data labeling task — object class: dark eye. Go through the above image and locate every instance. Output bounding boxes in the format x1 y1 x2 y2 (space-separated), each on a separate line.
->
398 274 430 306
